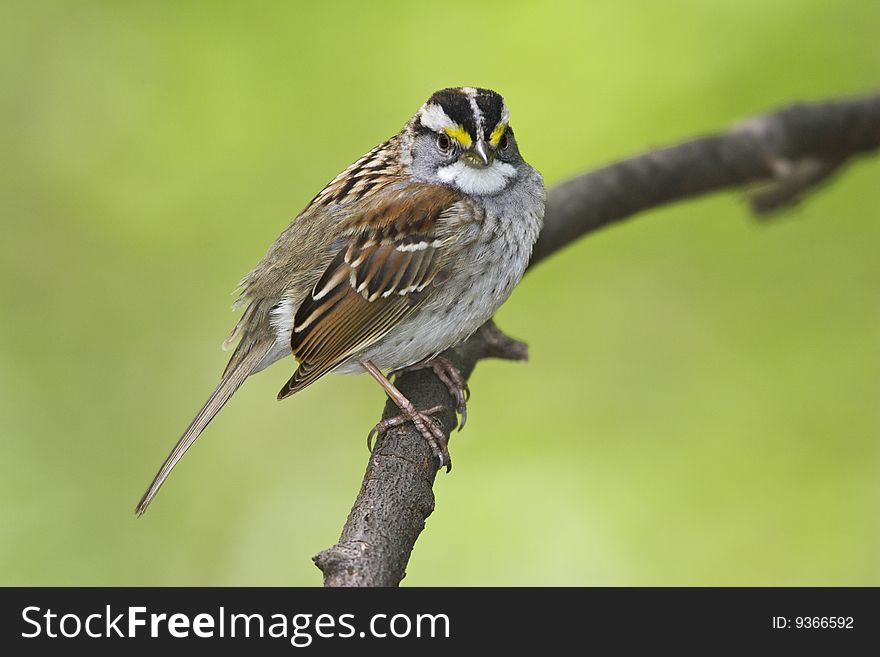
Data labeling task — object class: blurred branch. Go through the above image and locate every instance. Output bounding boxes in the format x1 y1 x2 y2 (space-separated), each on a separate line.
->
314 91 880 587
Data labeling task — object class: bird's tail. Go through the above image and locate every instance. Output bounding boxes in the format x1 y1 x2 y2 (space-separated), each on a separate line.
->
135 339 273 516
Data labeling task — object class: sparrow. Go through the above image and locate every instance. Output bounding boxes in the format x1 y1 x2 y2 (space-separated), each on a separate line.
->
136 87 545 515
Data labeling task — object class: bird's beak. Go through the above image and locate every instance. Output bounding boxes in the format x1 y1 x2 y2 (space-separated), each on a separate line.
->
473 138 491 167
464 138 491 168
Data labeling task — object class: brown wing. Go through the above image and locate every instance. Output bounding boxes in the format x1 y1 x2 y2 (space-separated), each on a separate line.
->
277 184 465 399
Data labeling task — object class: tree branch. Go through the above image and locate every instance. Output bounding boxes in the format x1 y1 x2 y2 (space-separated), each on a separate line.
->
314 91 880 587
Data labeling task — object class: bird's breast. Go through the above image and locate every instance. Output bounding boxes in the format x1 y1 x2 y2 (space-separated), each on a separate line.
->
345 199 543 373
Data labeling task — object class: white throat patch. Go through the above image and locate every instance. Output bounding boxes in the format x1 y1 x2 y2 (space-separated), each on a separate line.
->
437 160 516 195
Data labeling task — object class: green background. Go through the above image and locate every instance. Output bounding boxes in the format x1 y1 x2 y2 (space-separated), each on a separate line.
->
2 0 878 586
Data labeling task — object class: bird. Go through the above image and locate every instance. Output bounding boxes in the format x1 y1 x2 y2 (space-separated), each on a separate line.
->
135 87 545 515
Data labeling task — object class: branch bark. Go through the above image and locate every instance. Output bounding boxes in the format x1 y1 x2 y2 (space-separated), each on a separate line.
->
313 92 880 587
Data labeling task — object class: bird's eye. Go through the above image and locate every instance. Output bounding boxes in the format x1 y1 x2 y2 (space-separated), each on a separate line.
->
498 132 509 151
436 133 452 153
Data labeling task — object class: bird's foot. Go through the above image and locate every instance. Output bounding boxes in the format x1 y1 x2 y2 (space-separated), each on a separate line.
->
368 404 451 471
396 356 470 430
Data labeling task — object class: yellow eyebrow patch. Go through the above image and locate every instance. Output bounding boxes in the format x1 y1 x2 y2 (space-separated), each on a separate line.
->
489 122 507 147
443 125 472 149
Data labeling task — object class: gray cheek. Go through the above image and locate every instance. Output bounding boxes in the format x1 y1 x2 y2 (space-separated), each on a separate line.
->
408 133 463 186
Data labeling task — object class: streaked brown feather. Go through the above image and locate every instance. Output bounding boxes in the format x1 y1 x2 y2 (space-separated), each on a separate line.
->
277 184 465 399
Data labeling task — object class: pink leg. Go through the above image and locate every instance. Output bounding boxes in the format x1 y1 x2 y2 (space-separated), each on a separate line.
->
395 356 470 430
362 360 451 471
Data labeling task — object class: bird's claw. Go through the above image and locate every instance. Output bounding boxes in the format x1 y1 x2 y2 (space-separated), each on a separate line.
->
367 404 451 470
396 356 470 431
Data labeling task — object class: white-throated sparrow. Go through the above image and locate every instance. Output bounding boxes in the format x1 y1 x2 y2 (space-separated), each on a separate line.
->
136 87 545 515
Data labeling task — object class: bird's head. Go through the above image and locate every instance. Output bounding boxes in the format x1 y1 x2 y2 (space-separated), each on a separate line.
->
407 87 523 196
